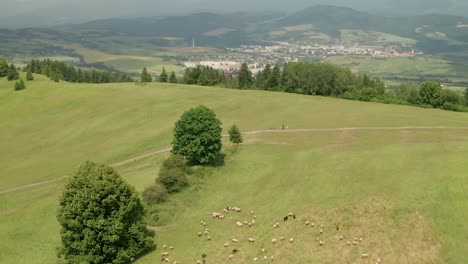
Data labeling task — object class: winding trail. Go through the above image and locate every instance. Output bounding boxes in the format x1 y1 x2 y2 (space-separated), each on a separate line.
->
1 126 468 195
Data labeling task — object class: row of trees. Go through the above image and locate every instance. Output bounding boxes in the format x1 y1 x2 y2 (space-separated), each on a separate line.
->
141 67 177 83
177 62 468 113
27 59 133 83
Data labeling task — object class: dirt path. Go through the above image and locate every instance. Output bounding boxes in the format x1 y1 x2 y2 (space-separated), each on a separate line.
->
1 126 467 195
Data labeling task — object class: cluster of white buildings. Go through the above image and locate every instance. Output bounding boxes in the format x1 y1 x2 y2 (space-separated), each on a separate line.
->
183 61 242 71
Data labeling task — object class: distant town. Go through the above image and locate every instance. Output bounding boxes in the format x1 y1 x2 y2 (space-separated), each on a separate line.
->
181 42 422 73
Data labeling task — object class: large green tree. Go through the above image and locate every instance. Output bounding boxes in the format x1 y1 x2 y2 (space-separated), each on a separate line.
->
464 88 468 106
419 81 444 108
169 71 177 83
14 79 25 91
159 67 168 83
266 64 281 90
0 57 8 77
26 70 34 81
140 67 152 83
238 63 253 89
172 106 222 164
57 161 154 264
7 64 19 81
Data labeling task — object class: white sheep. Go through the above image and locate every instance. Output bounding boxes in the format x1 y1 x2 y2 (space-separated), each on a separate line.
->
361 253 369 258
207 236 211 241
261 248 265 253
236 222 243 227
224 242 230 247
377 258 381 263
289 238 294 243
169 246 174 250
232 238 239 243
163 245 167 249
248 237 256 243
280 236 285 241
263 256 268 260
250 210 254 214
305 221 310 226
228 255 234 260
272 238 277 244
253 257 258 261
319 240 324 246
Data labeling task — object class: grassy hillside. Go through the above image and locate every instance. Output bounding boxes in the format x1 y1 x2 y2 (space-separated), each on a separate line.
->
0 76 467 263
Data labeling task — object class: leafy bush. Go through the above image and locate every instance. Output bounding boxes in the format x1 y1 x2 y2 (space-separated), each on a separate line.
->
158 168 189 194
142 183 168 205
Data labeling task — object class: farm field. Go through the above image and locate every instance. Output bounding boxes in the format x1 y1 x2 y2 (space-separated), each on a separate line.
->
326 55 468 88
0 76 468 263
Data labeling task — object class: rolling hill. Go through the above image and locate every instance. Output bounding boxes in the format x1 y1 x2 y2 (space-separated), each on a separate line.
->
0 74 468 263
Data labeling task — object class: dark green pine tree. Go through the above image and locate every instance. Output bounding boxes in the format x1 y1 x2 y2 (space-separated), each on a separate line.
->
26 70 34 81
140 67 152 83
228 124 243 146
238 63 253 89
14 79 26 91
0 57 8 77
258 64 271 90
159 67 168 83
7 64 19 81
266 64 280 90
169 71 178 83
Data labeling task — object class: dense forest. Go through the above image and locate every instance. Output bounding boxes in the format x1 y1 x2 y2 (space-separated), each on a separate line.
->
26 59 133 83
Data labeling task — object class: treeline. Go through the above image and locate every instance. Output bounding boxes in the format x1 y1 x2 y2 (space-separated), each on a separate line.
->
178 62 468 113
26 59 133 83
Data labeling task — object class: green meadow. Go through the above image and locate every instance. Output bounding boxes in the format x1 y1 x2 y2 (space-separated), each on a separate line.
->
0 75 467 263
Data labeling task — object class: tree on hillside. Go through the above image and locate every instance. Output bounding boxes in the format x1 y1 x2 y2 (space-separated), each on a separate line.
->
14 79 25 91
172 106 222 165
26 70 34 81
464 88 468 106
140 67 152 83
159 67 168 83
419 81 444 108
255 64 271 89
0 57 8 78
7 64 19 81
266 64 281 90
238 63 253 89
169 71 177 83
57 161 154 264
228 125 243 146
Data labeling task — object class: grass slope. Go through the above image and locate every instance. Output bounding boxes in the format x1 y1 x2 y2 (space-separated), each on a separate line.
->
0 76 467 263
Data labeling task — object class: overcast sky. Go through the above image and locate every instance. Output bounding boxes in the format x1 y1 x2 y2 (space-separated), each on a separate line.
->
1 0 467 27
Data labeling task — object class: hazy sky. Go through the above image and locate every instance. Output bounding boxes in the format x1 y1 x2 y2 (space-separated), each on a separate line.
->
1 0 467 27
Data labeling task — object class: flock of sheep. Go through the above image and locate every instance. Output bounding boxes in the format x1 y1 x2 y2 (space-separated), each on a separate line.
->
159 206 382 263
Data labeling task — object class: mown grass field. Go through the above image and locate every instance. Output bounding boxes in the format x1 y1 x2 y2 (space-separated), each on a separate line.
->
0 75 468 263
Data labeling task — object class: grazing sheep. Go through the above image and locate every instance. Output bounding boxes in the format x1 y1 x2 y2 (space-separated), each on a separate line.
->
283 216 288 221
161 252 170 257
228 255 234 260
263 256 268 260
251 210 254 214
253 257 259 261
280 236 285 241
319 229 323 234
248 237 256 243
253 215 257 219
361 254 369 258
163 245 167 249
261 248 265 253
203 230 209 235
207 236 211 241
288 212 294 217
244 221 248 225
232 249 239 254
219 215 225 220
169 246 174 250
223 209 228 213
319 240 324 246
252 220 256 225
232 238 239 243
305 221 310 226
224 242 230 247
164 258 170 263
235 222 243 227
319 224 324 228
202 253 207 258
273 223 279 229
212 213 221 218
311 222 315 227
377 258 381 263
359 237 363 242
272 238 277 244
352 241 359 245
197 232 203 237
289 238 294 243
338 235 344 240
271 256 274 262
347 241 351 246
196 260 201 264
173 261 177 264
